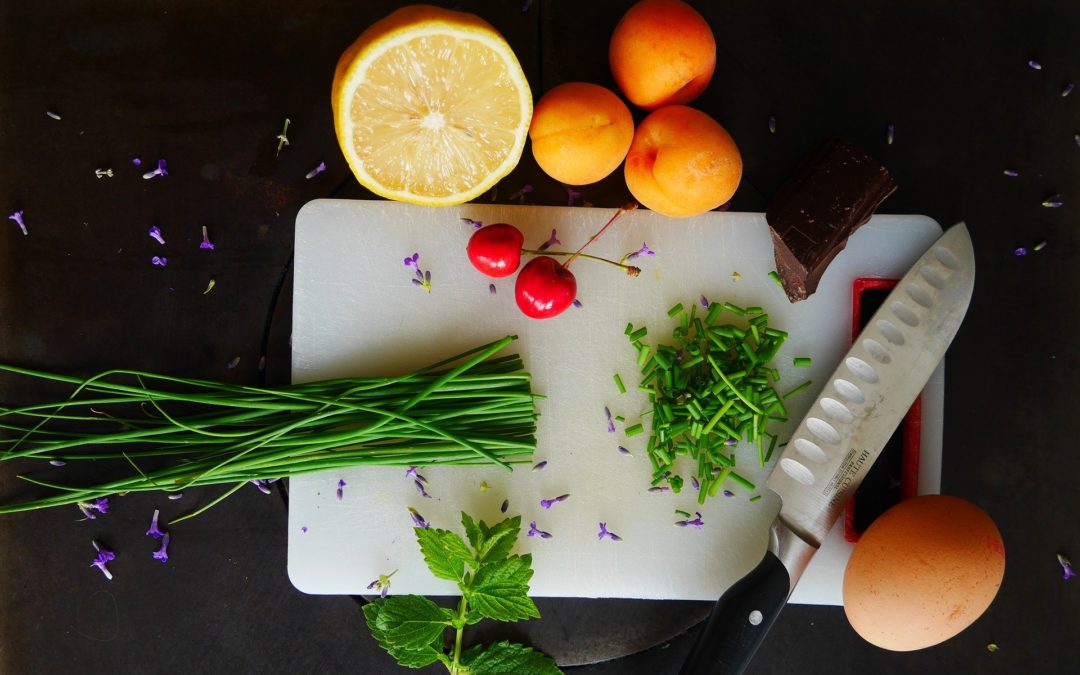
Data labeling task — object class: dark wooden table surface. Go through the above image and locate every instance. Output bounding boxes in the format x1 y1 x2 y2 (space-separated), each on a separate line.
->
2 1 1078 673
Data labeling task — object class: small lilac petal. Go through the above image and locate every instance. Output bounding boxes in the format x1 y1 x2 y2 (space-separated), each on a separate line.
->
538 228 560 251
565 187 582 207
148 226 166 245
691 476 700 492
408 507 429 529
1059 554 1076 580
132 157 142 166
46 110 62 120
725 438 738 446
648 486 670 493
50 459 67 467
153 532 170 563
1028 59 1042 70
500 499 509 513
1003 169 1019 177
605 407 615 433
617 446 632 455
151 256 167 267
488 283 496 295
540 494 570 509
200 225 215 250
572 299 583 308
146 509 165 539
532 461 548 471
723 489 735 498
92 497 109 514
77 503 96 520
301 526 308 533
527 521 552 539
405 466 419 479
168 492 183 500
598 522 622 541
1062 82 1074 97
1014 247 1028 256
250 478 271 494
305 161 327 179
8 210 27 236
337 479 346 500
415 479 431 498
1042 195 1063 208
366 578 379 590
461 217 483 228
699 295 709 308
91 541 116 580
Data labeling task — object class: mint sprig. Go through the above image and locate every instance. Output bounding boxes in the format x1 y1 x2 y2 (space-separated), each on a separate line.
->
362 513 561 675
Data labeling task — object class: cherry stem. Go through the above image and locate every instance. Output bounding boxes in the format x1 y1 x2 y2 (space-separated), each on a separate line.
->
521 249 640 274
560 204 637 270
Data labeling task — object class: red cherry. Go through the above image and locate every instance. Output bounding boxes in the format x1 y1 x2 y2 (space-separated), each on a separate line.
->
515 256 577 319
467 223 525 278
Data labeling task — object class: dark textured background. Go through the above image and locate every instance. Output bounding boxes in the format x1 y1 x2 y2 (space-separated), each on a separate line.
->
2 1 1078 673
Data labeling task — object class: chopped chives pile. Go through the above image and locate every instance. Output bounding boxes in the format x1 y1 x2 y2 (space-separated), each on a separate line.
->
626 301 810 504
0 336 538 517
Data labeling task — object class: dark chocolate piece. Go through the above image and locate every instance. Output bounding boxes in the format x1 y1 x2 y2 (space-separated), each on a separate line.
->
766 140 897 302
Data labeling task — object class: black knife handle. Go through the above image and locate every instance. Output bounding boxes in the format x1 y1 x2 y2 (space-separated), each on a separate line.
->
678 550 791 675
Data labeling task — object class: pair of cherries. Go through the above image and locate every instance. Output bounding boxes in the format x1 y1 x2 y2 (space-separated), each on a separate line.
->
466 207 636 319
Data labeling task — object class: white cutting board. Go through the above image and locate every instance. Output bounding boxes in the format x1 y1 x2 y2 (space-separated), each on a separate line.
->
287 199 943 605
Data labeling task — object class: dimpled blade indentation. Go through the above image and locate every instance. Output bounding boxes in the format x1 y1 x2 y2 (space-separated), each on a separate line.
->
806 417 841 444
833 378 865 403
794 437 829 464
780 457 816 485
845 357 879 383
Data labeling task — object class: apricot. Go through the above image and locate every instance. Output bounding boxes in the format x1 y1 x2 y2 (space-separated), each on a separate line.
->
623 105 742 218
528 82 635 185
609 0 716 110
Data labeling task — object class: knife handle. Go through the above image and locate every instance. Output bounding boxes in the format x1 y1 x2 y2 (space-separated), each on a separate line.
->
678 550 791 675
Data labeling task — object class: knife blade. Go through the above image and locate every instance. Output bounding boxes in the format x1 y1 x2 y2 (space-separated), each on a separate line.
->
679 221 976 675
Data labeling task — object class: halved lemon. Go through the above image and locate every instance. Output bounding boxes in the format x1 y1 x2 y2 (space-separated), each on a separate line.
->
331 5 533 206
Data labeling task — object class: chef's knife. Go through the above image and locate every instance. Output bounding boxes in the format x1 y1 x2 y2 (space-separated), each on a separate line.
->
679 222 975 675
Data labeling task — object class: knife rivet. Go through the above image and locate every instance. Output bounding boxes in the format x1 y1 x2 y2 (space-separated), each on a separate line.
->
748 610 763 626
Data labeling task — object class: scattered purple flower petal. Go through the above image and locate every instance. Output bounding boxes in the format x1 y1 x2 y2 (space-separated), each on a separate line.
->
91 541 116 580
415 479 431 498
251 478 271 494
301 526 308 533
403 253 432 292
507 184 533 203
572 299 583 308
725 437 738 446
142 158 168 180
691 476 700 492
367 569 397 598
699 295 709 308
46 110 62 121
623 242 656 262
540 494 570 509
168 492 183 500
153 532 171 563
565 186 582 207
1062 82 1075 97
132 157 142 166
151 256 167 267
488 283 497 295
532 460 548 471
1059 554 1076 580
648 486 671 493
527 520 552 539
1014 247 1028 256
148 225 166 245
500 499 509 513
1003 169 1019 177
675 512 705 529
598 522 622 542
722 490 735 498
405 466 427 482
1042 194 1063 208
461 217 483 229
408 507 429 529
538 229 561 251
146 509 165 539
886 123 895 145
49 459 66 467
200 225 215 250
1028 59 1042 70
305 161 327 179
617 445 632 456
227 356 241 369
336 479 346 500
768 116 777 134
95 168 114 178
604 406 615 433
8 210 27 236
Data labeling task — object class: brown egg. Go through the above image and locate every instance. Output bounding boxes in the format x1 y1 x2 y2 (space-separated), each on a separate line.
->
842 495 1005 651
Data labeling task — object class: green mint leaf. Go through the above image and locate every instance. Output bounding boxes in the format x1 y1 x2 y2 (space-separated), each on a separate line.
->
364 595 454 651
474 515 521 565
415 527 474 582
461 512 482 551
460 640 562 675
362 600 447 669
465 555 540 622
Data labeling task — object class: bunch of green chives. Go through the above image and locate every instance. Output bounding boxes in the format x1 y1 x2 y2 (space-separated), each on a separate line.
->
0 335 538 518
626 302 810 504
